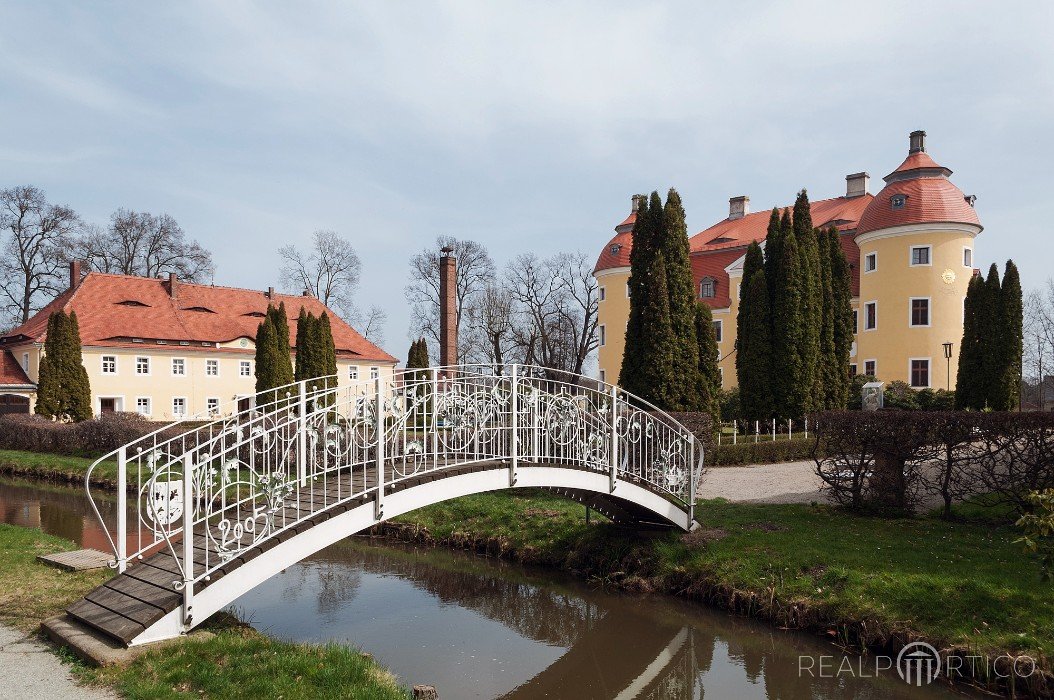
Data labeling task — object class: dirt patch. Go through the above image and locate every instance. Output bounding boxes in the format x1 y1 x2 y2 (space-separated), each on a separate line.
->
681 527 728 546
523 508 563 519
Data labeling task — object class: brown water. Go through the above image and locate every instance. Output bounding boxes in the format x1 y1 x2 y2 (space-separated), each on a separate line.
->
1 477 972 699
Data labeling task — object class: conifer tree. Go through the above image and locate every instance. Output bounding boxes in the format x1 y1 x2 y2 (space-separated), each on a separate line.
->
996 260 1023 410
736 268 774 422
763 208 783 313
770 213 806 419
35 310 91 421
255 315 279 404
619 194 656 395
694 302 721 419
660 189 704 410
792 190 821 411
827 229 855 409
980 264 1002 407
267 302 295 389
634 249 676 408
815 226 837 410
316 312 338 403
956 274 985 410
294 307 316 383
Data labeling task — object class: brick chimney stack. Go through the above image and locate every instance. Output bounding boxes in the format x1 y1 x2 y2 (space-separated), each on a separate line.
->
69 260 82 290
168 272 178 298
909 129 926 153
728 196 749 220
439 247 457 372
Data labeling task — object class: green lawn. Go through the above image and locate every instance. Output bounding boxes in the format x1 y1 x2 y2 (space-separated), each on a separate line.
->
0 524 409 699
393 491 1053 662
0 449 118 484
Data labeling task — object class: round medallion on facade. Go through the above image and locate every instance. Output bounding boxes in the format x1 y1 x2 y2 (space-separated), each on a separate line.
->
941 269 956 284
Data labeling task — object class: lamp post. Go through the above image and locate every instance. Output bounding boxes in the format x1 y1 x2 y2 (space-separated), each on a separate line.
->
942 342 953 391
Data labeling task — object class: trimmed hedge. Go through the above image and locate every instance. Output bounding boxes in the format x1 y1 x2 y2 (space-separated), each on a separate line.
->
0 413 169 458
710 437 818 466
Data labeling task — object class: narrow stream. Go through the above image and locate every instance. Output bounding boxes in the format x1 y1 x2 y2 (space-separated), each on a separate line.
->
1 477 971 699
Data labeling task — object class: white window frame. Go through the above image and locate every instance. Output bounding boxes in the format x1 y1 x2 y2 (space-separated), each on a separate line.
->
908 357 932 389
21 353 29 371
171 357 186 377
712 319 723 343
348 365 359 380
598 286 606 301
171 396 188 417
101 355 117 375
699 277 716 299
239 360 252 377
863 359 877 377
205 359 219 377
599 324 606 347
135 356 151 376
864 252 877 273
135 396 152 417
206 397 221 415
849 363 858 377
909 244 932 267
909 297 931 328
370 366 379 380
963 246 973 268
863 301 878 331
599 369 606 384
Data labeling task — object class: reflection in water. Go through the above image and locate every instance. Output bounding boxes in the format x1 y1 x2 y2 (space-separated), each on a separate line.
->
1 478 967 699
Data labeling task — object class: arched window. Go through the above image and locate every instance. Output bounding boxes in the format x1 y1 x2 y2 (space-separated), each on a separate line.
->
699 277 716 299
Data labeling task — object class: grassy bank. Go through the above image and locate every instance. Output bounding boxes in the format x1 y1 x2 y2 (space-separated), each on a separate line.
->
0 449 118 487
385 490 1053 693
0 524 409 699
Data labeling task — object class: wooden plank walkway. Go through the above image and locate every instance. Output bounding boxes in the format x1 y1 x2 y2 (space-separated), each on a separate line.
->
66 460 677 645
37 548 112 572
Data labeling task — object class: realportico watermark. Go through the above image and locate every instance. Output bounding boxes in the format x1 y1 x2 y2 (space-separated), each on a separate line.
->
799 642 1037 687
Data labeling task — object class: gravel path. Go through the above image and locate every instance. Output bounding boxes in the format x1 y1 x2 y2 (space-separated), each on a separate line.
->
0 625 114 700
699 460 827 504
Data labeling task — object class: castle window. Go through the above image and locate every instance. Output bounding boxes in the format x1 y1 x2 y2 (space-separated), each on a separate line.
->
206 359 219 376
864 252 877 273
910 359 930 388
598 325 606 347
609 244 622 255
910 298 931 327
172 397 187 417
348 365 359 380
598 286 606 301
891 194 907 210
101 355 117 374
370 367 379 380
171 358 186 376
699 277 716 299
135 397 151 416
712 320 723 343
910 245 931 266
240 360 252 377
136 356 150 375
963 247 973 267
864 302 877 331
864 359 877 377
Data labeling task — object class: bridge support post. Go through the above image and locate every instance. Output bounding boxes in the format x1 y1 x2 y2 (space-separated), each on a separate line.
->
375 376 385 520
297 381 308 488
509 364 518 487
688 438 696 526
181 452 194 631
117 446 127 573
609 385 618 493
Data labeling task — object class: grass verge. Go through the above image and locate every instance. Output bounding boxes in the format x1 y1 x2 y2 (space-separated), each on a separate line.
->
0 449 119 487
386 490 1053 695
0 523 409 699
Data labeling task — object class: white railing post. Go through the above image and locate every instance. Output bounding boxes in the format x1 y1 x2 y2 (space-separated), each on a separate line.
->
431 369 439 467
788 418 793 440
733 420 737 446
609 385 619 492
805 417 809 439
509 364 518 487
688 437 696 526
298 381 308 487
116 446 127 573
772 418 776 441
181 452 194 631
375 376 385 520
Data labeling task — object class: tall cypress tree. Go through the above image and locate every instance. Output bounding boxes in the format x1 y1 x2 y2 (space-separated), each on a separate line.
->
997 260 1023 410
770 212 806 419
956 274 985 410
35 310 91 421
827 229 854 409
815 225 836 410
619 193 656 395
792 190 821 412
660 189 704 410
763 208 783 313
694 302 721 419
255 315 279 404
981 264 1002 408
634 249 676 408
294 307 315 383
736 242 774 421
268 302 294 389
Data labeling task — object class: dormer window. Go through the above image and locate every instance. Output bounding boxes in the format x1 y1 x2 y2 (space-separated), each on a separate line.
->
243 311 267 318
891 194 907 210
183 306 216 314
609 243 622 255
117 300 150 307
699 277 717 299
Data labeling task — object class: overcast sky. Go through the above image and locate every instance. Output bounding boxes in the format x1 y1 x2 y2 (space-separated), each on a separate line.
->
3 1 1052 361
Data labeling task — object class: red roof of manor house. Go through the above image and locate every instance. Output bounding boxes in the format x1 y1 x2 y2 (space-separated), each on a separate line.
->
0 350 32 386
0 272 396 363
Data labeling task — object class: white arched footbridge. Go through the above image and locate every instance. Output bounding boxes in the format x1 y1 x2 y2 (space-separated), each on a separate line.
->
70 365 705 646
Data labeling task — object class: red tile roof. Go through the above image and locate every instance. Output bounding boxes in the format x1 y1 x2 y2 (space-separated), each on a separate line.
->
857 175 980 236
0 351 32 387
890 151 943 174
593 212 636 273
1 273 396 363
691 248 745 309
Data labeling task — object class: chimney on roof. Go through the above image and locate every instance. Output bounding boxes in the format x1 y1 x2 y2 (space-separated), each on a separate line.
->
69 260 82 290
168 272 178 298
845 172 870 198
302 288 312 297
267 286 275 300
439 246 457 374
909 129 926 154
728 196 749 220
631 194 644 212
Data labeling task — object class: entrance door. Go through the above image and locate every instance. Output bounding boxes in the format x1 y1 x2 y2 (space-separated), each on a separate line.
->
99 398 117 414
0 394 29 415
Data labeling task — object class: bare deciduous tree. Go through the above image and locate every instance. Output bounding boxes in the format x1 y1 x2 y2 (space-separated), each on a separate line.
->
76 209 213 282
0 185 81 328
405 236 496 363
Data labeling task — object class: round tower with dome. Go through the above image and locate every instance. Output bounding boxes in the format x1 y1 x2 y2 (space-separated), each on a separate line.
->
593 194 640 385
854 130 982 390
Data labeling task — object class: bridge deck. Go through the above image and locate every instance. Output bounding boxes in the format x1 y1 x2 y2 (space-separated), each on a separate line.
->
67 461 679 645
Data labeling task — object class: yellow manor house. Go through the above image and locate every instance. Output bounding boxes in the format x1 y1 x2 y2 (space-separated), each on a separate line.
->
0 265 397 419
594 131 983 392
